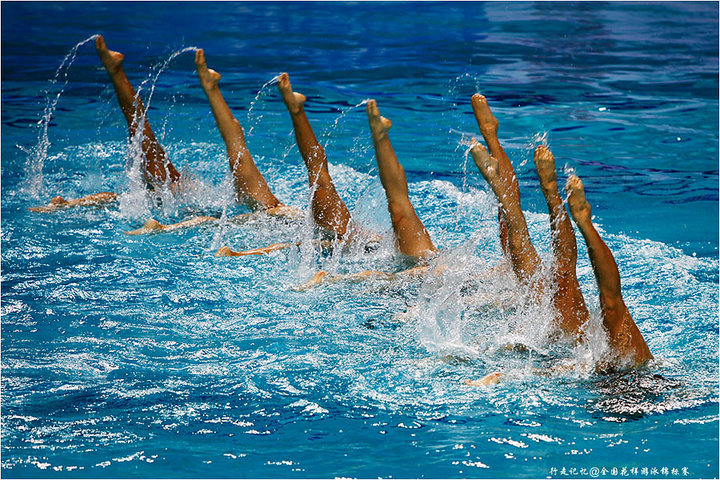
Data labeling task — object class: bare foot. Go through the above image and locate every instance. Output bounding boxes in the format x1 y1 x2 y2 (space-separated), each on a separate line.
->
471 94 499 136
28 193 118 213
277 73 306 115
565 175 592 224
465 371 502 387
28 196 68 212
366 99 392 138
266 205 304 221
291 270 328 291
533 145 559 196
195 49 221 91
95 35 124 73
125 218 165 235
470 139 500 186
216 246 238 257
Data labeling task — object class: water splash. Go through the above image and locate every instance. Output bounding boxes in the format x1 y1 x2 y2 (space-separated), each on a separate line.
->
320 99 370 151
446 73 481 109
20 34 100 199
246 74 281 136
140 46 199 111
517 131 549 168
455 132 479 186
209 174 237 252
117 46 198 220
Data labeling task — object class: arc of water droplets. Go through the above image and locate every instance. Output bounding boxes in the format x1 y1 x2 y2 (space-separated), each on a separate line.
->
446 129 484 232
246 74 281 136
320 99 371 151
22 34 100 199
136 46 200 113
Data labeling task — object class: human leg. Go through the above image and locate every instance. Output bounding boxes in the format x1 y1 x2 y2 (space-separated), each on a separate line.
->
277 73 353 239
470 140 541 283
470 95 541 282
28 192 119 212
216 243 294 257
96 35 180 187
366 100 436 259
533 146 589 336
195 50 283 210
565 175 652 366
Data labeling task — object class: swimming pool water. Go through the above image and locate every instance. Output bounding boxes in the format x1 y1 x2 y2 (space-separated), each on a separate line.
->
2 2 718 478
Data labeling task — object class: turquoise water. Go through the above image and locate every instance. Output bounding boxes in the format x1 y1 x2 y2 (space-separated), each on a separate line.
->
1 2 718 478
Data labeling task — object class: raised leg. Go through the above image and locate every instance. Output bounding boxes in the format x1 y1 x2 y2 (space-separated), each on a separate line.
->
366 100 436 259
565 175 652 366
533 146 589 336
195 50 282 210
470 142 541 283
96 36 180 187
470 95 541 282
277 73 353 239
471 94 512 188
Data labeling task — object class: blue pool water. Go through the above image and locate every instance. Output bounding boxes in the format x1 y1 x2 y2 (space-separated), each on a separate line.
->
2 2 718 478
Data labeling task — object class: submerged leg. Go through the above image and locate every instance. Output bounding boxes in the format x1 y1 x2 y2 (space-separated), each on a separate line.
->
470 95 541 283
367 100 436 259
277 73 353 239
291 269 394 291
96 35 180 187
124 216 218 235
216 243 294 257
28 192 119 212
292 264 431 291
195 50 283 210
533 146 589 336
216 239 334 257
565 175 652 366
126 204 303 236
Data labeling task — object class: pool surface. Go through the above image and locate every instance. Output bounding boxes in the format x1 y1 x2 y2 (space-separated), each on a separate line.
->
2 2 718 478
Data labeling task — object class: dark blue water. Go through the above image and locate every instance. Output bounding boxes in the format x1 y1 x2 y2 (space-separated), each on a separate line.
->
2 2 718 478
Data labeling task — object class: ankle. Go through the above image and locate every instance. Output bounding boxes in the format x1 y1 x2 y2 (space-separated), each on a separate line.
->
202 82 219 93
287 103 304 116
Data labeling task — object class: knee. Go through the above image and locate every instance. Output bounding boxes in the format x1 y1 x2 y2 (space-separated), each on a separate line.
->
599 292 623 315
387 200 412 225
231 118 245 136
310 169 334 191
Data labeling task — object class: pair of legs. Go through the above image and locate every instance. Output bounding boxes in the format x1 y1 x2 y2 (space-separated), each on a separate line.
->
468 95 651 367
279 91 436 259
216 73 357 256
31 35 181 213
293 100 438 289
469 94 587 338
30 37 291 226
128 51 301 235
132 70 348 242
